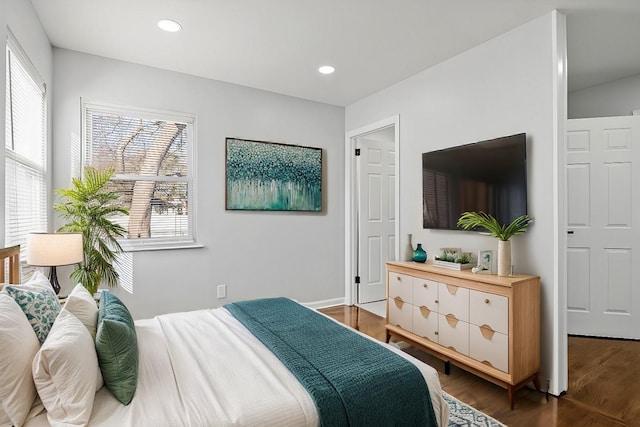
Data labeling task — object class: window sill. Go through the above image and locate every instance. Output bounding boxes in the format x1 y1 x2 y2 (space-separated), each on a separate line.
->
119 240 204 252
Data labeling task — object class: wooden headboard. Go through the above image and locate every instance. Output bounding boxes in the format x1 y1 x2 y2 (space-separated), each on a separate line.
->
0 245 20 284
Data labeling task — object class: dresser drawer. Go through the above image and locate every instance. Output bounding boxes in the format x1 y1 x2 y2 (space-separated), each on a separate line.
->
413 278 439 311
388 296 413 330
469 290 508 335
388 272 414 304
412 305 438 342
469 324 508 373
437 313 469 356
438 283 469 322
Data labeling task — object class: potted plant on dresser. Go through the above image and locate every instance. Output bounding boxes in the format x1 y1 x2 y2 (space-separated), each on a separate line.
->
54 167 129 295
457 211 532 276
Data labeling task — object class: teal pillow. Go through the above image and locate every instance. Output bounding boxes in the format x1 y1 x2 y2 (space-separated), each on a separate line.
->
5 285 61 343
95 291 138 405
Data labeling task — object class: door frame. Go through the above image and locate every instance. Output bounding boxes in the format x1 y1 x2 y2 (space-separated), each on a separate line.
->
344 115 400 306
553 11 569 396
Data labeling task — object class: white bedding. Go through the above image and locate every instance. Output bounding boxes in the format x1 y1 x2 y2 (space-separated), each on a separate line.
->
26 305 448 427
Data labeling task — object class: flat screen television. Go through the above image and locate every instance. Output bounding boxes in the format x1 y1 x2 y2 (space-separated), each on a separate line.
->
422 133 527 230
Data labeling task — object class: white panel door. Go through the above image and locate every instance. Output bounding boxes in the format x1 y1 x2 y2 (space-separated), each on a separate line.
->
566 116 640 339
358 137 396 303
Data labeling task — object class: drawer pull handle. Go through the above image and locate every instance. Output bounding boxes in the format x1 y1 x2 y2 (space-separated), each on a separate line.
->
393 297 405 309
396 276 402 281
446 284 459 295
445 314 459 327
423 283 428 288
484 298 490 304
479 324 496 340
481 360 495 368
419 306 431 318
434 299 439 304
434 331 439 335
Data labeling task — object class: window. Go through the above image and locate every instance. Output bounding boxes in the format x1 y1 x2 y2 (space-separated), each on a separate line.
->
82 101 196 250
5 32 47 265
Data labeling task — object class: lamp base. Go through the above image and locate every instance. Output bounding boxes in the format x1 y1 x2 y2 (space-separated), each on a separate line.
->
48 266 61 295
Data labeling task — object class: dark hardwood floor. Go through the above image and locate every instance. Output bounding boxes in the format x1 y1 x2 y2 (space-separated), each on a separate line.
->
319 305 640 427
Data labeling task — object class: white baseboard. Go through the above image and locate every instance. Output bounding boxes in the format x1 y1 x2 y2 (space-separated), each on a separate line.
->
303 297 345 310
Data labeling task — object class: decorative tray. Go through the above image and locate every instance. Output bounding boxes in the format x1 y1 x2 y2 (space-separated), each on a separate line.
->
432 259 474 270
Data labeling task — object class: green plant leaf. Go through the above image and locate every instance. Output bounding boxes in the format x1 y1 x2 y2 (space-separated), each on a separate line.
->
457 211 532 241
54 166 129 293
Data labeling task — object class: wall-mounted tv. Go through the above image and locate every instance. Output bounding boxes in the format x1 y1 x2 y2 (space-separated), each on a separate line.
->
422 133 527 230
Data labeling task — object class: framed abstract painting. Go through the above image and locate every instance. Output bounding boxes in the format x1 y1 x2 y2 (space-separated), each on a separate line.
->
225 138 322 211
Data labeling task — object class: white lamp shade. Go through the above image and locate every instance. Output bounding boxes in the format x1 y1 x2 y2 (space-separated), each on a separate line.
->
26 233 83 266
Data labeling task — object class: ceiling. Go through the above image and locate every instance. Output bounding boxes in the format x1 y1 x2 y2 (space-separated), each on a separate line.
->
30 0 640 107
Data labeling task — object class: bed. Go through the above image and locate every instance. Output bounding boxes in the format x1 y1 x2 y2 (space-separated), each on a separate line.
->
1 246 449 427
0 245 20 286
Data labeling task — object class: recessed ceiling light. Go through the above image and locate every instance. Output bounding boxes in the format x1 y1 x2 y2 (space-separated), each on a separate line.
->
318 65 335 75
158 19 182 33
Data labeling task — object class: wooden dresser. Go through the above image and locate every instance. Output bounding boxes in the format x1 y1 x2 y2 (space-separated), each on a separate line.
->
385 261 540 409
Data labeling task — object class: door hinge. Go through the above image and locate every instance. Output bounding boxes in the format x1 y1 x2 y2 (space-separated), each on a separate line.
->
355 276 361 284
355 148 361 156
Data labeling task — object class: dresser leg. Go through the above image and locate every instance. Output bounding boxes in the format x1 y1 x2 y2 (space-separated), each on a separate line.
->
533 373 541 391
444 361 451 375
508 385 515 410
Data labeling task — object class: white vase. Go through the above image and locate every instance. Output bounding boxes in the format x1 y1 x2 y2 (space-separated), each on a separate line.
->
497 240 511 277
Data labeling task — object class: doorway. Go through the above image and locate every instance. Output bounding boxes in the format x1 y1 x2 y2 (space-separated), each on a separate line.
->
345 116 400 309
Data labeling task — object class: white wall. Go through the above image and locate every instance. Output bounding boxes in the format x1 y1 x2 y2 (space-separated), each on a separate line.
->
52 49 345 319
0 1 5 226
569 73 640 118
346 12 564 392
0 0 54 246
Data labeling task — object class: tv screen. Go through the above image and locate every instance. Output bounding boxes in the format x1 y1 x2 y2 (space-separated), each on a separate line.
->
422 133 527 230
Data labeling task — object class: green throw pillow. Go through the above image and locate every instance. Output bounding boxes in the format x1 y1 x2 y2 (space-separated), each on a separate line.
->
95 291 138 405
5 285 61 343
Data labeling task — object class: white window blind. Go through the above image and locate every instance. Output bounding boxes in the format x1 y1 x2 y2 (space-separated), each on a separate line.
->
5 33 47 264
82 101 196 250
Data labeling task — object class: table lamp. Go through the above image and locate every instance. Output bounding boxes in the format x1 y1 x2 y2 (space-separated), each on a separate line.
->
26 232 83 295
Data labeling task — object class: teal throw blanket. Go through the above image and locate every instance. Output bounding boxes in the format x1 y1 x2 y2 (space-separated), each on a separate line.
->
225 298 437 427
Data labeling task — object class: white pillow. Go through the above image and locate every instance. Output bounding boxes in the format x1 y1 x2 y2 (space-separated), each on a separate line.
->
24 270 55 291
64 284 98 339
33 309 104 426
0 293 40 426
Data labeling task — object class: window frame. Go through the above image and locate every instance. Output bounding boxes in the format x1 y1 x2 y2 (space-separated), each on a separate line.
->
81 100 200 252
5 30 48 268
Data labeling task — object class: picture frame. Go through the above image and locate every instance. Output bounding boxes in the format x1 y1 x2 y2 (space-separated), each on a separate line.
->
478 250 493 272
225 138 322 211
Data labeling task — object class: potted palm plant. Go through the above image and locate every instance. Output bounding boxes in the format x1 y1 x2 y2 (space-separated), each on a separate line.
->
54 167 129 295
457 211 532 276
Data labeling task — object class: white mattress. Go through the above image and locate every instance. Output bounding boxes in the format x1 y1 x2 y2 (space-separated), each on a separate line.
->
26 305 448 426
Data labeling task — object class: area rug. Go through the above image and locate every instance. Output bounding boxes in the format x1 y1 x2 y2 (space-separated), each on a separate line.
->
444 392 506 427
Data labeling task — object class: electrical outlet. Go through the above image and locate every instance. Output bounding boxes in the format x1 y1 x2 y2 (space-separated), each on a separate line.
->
217 284 227 299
